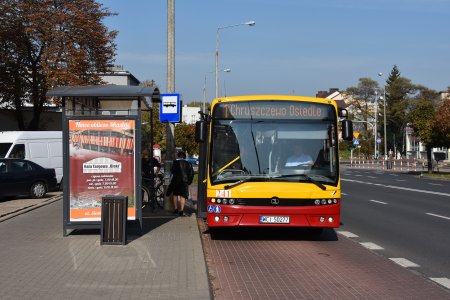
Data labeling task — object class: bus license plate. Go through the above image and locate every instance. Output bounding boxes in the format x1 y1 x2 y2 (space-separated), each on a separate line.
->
260 216 290 224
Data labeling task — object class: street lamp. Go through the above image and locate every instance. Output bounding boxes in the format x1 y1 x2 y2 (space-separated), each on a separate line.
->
216 21 255 98
203 69 231 113
374 90 378 159
378 72 387 160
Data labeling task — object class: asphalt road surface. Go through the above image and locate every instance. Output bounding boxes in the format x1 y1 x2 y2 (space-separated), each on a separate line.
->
340 168 450 288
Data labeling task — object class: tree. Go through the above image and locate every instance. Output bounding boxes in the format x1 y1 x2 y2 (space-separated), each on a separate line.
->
345 77 379 157
408 97 436 172
432 96 450 148
174 123 198 156
384 65 417 156
407 88 448 173
0 0 117 130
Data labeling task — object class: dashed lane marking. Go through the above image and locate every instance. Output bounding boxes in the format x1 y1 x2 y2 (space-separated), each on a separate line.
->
426 213 450 220
360 242 384 250
370 200 388 205
428 183 443 186
355 174 363 177
396 179 406 182
430 278 450 290
389 258 420 268
342 179 450 197
341 192 348 195
337 231 359 238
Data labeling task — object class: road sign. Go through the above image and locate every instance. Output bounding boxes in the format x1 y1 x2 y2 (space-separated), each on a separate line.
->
353 132 360 139
160 93 181 123
376 138 381 144
353 138 360 145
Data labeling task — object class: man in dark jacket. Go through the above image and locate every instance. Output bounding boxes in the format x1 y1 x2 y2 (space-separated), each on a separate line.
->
170 150 194 216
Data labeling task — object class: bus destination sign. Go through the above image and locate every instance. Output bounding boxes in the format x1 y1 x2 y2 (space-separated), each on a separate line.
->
213 100 333 120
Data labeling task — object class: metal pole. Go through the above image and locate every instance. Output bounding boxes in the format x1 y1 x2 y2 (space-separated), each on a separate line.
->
383 89 387 160
203 75 206 113
215 21 255 98
165 0 175 210
215 29 219 98
374 91 378 159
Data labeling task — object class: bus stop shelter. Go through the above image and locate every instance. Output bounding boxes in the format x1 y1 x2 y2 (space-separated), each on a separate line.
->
47 85 160 237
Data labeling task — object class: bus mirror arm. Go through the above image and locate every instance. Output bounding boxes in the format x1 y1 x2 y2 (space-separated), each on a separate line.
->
341 120 353 141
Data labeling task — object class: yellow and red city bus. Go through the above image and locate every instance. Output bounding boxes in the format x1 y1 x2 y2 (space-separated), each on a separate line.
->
196 95 353 233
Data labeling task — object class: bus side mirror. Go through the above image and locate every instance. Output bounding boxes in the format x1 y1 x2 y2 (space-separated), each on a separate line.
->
341 120 353 141
195 121 206 143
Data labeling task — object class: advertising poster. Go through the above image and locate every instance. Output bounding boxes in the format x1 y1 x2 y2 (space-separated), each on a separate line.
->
68 119 136 222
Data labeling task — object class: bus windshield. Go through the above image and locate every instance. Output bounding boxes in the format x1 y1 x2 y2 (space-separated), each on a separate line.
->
210 101 338 186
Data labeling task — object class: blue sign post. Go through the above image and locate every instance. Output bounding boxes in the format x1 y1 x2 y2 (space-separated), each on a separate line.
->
353 138 360 145
160 93 181 123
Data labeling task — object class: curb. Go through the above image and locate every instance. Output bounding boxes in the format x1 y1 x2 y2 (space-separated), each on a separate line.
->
0 195 62 223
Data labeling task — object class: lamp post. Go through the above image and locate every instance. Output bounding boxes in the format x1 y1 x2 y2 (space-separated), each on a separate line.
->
374 90 378 159
203 69 231 113
378 72 387 160
216 21 255 98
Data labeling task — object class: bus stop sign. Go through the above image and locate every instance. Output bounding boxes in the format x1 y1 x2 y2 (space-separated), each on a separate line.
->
160 93 181 123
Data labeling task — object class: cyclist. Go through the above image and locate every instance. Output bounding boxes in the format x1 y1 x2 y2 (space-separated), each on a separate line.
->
141 150 161 209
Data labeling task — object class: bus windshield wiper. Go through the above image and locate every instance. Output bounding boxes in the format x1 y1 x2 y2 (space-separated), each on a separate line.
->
224 176 263 189
300 174 327 190
273 174 326 190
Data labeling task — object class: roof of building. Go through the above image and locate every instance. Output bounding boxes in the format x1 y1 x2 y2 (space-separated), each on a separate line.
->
47 84 160 100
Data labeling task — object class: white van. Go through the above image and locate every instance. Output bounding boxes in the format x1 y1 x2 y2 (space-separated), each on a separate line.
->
0 131 63 188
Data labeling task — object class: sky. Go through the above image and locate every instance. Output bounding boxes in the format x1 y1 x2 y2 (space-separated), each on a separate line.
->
99 0 450 103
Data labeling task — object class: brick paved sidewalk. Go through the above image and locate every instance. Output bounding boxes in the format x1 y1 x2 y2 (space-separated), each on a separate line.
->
0 196 211 300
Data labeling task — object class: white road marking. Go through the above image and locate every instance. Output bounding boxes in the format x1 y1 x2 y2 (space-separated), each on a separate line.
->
367 176 376 179
341 192 348 195
370 200 388 205
355 174 363 177
337 231 359 238
396 179 406 182
426 213 450 220
342 178 450 197
360 242 384 250
430 278 450 290
389 258 420 268
389 174 398 176
428 183 443 186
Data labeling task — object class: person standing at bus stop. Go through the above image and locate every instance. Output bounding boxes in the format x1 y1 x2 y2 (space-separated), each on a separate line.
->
170 150 194 216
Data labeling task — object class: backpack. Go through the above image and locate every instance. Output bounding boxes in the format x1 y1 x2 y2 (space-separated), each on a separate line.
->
185 161 194 185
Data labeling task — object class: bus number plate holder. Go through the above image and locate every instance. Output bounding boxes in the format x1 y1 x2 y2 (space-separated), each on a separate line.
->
260 216 290 224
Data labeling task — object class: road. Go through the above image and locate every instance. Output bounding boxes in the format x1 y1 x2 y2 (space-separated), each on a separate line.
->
340 168 450 287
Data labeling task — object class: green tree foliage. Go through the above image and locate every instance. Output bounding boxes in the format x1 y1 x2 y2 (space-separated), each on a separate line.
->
0 0 117 130
174 123 198 156
345 78 379 131
384 65 417 155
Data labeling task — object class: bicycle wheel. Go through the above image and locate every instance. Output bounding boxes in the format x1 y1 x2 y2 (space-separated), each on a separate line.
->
155 182 164 208
142 185 151 208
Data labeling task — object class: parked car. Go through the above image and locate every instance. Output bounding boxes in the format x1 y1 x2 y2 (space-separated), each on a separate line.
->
186 157 199 172
186 157 199 165
0 158 57 199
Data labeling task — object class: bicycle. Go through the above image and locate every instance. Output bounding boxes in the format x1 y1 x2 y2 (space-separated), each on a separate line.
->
142 172 164 210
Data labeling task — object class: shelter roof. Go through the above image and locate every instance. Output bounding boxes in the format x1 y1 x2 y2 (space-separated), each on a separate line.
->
47 85 160 100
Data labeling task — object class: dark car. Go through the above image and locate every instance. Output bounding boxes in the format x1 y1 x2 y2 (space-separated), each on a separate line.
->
0 158 57 199
186 157 199 165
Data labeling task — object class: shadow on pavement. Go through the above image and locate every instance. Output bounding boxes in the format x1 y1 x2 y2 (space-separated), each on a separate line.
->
201 221 338 242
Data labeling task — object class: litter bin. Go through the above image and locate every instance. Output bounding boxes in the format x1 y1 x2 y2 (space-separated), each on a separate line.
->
101 195 128 245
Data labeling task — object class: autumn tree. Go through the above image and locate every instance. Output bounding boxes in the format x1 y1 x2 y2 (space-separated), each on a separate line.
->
174 123 198 156
0 0 117 130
